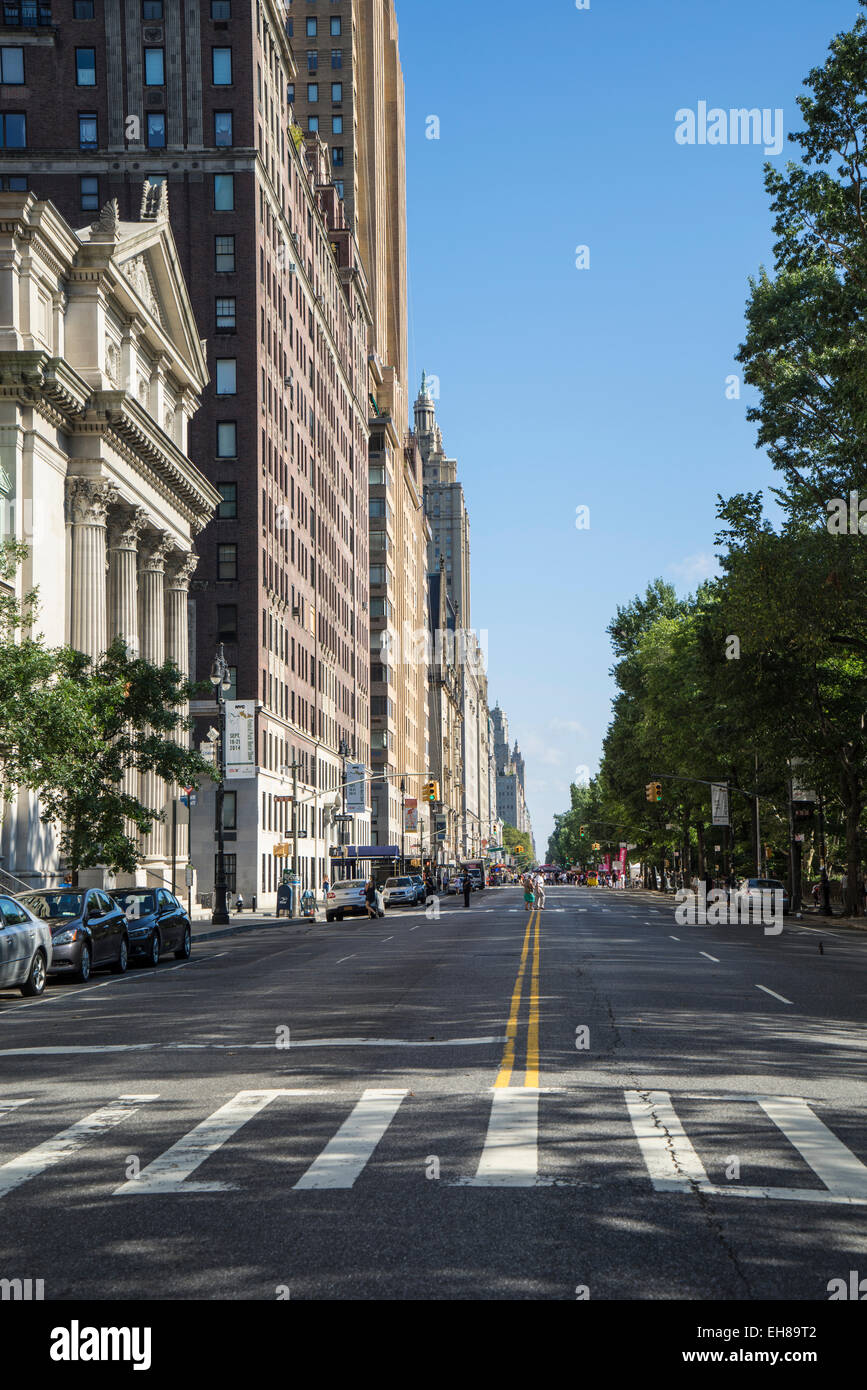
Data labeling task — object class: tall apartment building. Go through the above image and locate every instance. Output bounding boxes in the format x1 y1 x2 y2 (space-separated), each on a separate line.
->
5 0 373 905
292 0 427 849
491 702 533 841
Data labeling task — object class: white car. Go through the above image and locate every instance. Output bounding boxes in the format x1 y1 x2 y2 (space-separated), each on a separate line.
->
0 892 53 996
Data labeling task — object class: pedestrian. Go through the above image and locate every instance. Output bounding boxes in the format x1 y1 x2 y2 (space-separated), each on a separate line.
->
424 871 435 899
251 895 256 913
523 877 535 912
534 871 545 909
322 876 330 896
235 893 244 914
365 876 377 920
462 872 472 908
812 881 820 908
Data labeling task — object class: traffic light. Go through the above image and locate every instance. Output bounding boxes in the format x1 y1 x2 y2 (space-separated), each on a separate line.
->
646 783 657 803
579 825 587 839
422 780 440 804
653 782 663 801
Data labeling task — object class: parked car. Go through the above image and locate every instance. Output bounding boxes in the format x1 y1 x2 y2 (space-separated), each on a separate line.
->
0 893 52 996
110 888 192 965
735 877 790 916
383 876 417 907
19 887 128 981
324 878 370 922
408 874 426 904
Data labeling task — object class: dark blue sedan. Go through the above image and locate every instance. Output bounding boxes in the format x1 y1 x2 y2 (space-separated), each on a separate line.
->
110 888 192 966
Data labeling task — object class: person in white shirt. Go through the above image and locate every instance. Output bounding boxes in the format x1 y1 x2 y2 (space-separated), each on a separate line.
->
533 872 545 909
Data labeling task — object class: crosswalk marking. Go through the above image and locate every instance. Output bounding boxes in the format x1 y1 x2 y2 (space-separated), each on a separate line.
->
114 1090 326 1195
757 1097 867 1197
293 1088 407 1189
0 1095 159 1200
624 1090 710 1191
0 1086 864 1205
456 1088 549 1187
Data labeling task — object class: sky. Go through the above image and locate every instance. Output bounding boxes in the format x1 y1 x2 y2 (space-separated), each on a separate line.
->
397 0 861 855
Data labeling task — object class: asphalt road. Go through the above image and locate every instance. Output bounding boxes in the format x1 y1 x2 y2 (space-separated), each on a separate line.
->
1 885 866 1301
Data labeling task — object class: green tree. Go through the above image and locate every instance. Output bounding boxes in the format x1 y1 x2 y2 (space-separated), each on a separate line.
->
503 823 535 872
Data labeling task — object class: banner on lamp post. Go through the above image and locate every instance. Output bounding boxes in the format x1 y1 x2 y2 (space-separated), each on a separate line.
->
225 701 256 779
345 762 367 813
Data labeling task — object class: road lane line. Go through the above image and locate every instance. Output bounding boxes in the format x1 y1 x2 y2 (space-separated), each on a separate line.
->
115 1090 326 1195
495 911 535 1089
699 952 719 963
0 1099 34 1119
624 1090 711 1192
755 984 793 1005
458 1088 549 1187
292 1088 407 1190
757 1097 867 1197
336 955 355 964
670 936 680 941
0 1095 159 1201
381 936 394 942
525 909 542 1088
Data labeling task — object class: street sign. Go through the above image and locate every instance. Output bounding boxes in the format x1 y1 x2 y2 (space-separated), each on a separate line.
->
199 741 217 765
273 843 291 857
184 863 194 887
711 783 729 826
345 762 368 813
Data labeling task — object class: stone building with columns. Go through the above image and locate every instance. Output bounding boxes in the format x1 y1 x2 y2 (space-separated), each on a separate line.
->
0 187 218 888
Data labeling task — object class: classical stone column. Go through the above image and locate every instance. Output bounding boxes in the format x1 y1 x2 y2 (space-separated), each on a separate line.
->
67 477 118 659
165 549 198 868
138 530 173 861
107 505 147 655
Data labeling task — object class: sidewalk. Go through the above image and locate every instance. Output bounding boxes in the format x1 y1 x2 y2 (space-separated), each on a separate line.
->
191 909 324 945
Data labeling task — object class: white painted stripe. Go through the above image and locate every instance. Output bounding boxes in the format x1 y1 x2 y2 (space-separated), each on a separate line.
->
669 935 680 941
0 1036 505 1056
0 1099 34 1120
456 1088 550 1188
293 1088 407 1190
678 1183 867 1205
0 1095 159 1200
699 952 720 963
624 1090 710 1191
757 1097 867 1197
381 936 393 942
755 985 793 1005
115 1090 324 1195
336 955 355 964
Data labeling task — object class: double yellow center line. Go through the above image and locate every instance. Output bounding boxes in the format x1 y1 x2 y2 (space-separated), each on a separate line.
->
495 908 542 1088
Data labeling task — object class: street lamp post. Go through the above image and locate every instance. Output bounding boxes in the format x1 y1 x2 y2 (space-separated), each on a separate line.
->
209 644 232 926
400 776 406 872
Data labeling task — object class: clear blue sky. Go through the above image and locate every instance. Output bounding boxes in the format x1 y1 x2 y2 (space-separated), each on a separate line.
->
397 0 860 853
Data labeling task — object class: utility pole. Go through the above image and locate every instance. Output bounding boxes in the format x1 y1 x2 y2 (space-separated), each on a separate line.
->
400 776 406 873
291 758 299 918
209 645 231 926
818 791 831 915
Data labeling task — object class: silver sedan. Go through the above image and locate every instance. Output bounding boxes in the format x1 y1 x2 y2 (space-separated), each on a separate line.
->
0 893 53 996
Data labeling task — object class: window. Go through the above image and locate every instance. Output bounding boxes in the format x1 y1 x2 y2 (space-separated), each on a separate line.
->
218 543 237 580
305 16 316 36
142 0 163 16
287 82 294 103
306 50 317 72
144 47 164 84
214 109 232 145
215 852 236 893
225 667 237 700
79 174 99 210
370 564 386 585
215 233 235 271
0 113 25 148
332 114 343 134
217 484 237 519
146 112 165 147
216 358 236 395
307 115 319 132
331 49 342 69
369 499 386 519
73 0 94 15
78 112 97 149
222 791 237 830
331 146 344 167
0 896 29 927
334 179 343 198
217 421 237 456
75 48 96 85
214 173 234 209
211 0 230 14
0 175 26 190
0 48 24 83
330 16 341 35
307 82 318 102
215 296 236 330
331 82 342 102
217 603 238 639
212 46 232 84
